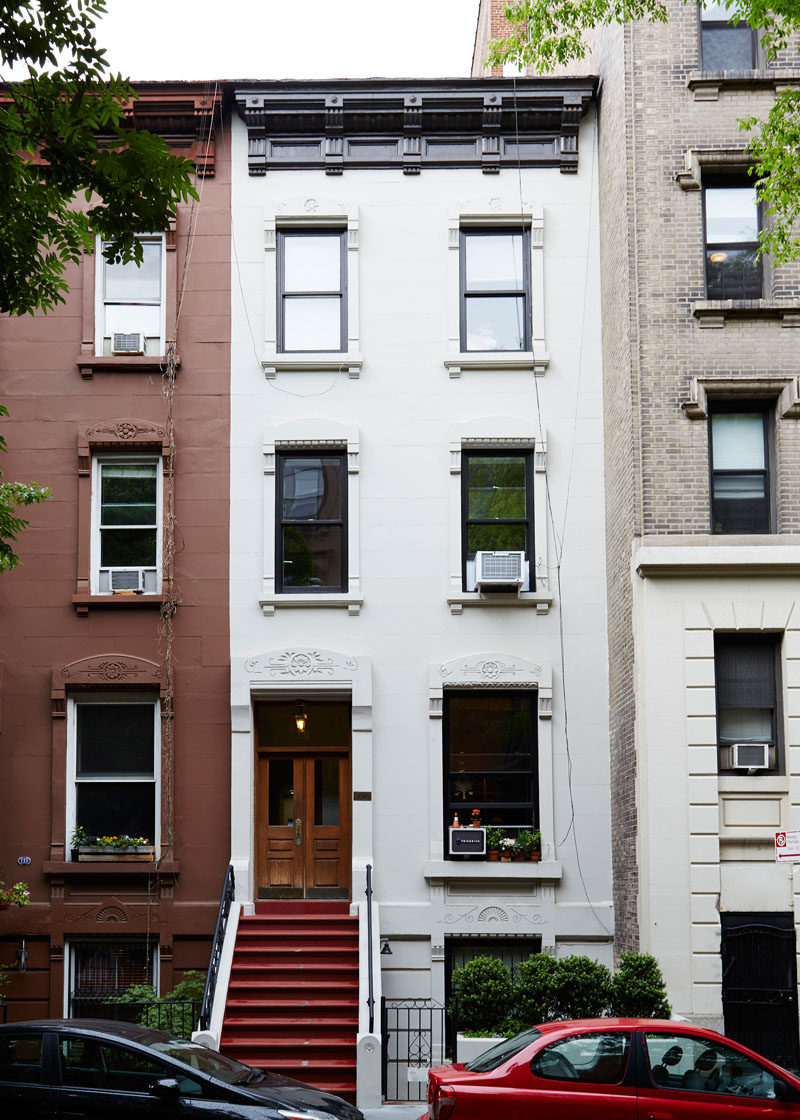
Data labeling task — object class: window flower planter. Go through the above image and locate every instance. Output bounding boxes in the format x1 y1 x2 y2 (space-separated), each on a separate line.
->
73 845 155 862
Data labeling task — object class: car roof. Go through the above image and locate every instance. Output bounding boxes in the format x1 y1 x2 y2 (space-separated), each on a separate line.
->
534 1018 725 1036
0 1019 171 1044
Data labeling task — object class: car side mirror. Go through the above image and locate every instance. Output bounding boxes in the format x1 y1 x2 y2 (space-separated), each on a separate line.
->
150 1077 181 1100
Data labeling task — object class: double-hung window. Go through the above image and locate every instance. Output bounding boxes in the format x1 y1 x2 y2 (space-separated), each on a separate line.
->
462 452 533 591
709 406 770 534
460 229 531 352
700 3 756 69
92 458 162 593
704 182 762 300
70 699 160 848
277 231 346 352
96 235 165 356
68 940 156 1017
715 633 781 772
444 691 538 853
277 452 347 592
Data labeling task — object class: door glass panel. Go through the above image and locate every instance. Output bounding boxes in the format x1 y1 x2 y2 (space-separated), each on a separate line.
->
531 1032 630 1084
269 759 294 825
314 758 340 825
0 1035 43 1083
644 1032 779 1098
257 701 350 749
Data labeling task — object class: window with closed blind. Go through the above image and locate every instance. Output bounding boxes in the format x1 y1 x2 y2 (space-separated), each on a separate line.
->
709 406 771 534
277 230 346 353
714 633 781 773
700 3 756 70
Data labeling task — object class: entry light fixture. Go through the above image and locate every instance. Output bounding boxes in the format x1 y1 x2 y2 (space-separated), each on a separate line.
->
380 938 393 956
17 939 27 974
295 702 309 734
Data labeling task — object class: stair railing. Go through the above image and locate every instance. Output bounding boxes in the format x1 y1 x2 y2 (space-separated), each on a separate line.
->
366 862 375 1033
199 864 235 1032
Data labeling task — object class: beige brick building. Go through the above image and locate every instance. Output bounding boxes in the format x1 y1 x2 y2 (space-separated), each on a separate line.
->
475 0 800 1065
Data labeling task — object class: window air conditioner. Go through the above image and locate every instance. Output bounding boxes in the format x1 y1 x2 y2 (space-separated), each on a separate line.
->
109 568 145 593
111 331 145 355
473 550 527 592
730 742 770 770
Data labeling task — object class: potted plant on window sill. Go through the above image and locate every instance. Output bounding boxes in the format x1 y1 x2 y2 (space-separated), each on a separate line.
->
70 827 155 862
486 826 504 861
516 828 542 862
0 879 31 909
499 837 515 862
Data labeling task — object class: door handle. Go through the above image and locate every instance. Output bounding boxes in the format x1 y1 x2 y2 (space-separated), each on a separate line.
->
648 1113 673 1119
295 817 302 846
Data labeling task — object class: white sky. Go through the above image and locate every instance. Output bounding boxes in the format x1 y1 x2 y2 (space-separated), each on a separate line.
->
95 0 481 82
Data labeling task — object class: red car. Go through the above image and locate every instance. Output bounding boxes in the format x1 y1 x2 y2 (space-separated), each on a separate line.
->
426 1018 800 1119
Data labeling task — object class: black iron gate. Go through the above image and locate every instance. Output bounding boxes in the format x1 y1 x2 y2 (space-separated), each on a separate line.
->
381 998 447 1102
721 912 800 1072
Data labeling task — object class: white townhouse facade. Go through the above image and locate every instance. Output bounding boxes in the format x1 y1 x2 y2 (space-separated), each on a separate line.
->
222 77 610 1100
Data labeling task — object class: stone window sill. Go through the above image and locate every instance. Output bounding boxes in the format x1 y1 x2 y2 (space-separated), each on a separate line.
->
43 860 179 877
444 350 548 377
448 591 552 615
76 354 178 379
692 301 800 327
635 542 800 577
423 859 562 882
687 68 800 101
260 593 363 617
261 352 363 379
73 593 165 616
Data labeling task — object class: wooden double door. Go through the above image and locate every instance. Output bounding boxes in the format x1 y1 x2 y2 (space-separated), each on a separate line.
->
256 750 351 899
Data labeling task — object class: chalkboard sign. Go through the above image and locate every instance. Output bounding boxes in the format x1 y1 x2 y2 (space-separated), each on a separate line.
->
449 827 486 856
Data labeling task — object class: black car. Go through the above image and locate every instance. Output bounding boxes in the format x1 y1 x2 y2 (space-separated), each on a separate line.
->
0 1018 364 1120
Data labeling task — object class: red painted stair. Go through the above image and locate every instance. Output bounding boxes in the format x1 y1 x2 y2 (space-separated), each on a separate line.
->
220 901 359 1102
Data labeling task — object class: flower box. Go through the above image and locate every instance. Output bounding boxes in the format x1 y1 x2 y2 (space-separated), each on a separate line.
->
74 845 155 862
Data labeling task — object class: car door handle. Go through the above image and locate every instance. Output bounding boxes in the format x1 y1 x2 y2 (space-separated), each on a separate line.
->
648 1113 673 1119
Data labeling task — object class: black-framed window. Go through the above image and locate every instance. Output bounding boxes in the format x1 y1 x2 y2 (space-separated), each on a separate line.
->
460 228 530 351
277 230 346 352
709 405 771 534
462 452 533 591
68 939 155 1018
704 181 762 300
443 690 538 855
700 3 756 70
715 633 781 773
277 452 347 593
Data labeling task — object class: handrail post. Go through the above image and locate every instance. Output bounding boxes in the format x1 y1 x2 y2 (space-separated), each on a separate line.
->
365 863 374 1034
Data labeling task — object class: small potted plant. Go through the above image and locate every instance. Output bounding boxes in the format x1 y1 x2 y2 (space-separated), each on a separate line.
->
71 827 154 862
515 829 534 860
486 826 504 861
529 829 542 862
470 808 482 828
500 837 516 862
0 880 31 909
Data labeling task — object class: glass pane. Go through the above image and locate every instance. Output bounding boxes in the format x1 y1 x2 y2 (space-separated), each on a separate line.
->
257 701 350 749
644 1033 777 1098
282 524 343 589
718 708 772 742
314 758 340 826
533 1033 630 1085
449 773 532 805
702 25 754 69
464 233 523 291
104 240 162 302
283 296 342 350
282 456 342 520
283 234 341 292
706 247 761 299
76 781 155 840
468 524 526 555
448 693 534 776
711 413 765 470
268 759 294 825
100 528 157 567
101 464 157 527
713 474 765 501
468 457 526 519
715 635 776 708
0 1035 42 1083
465 295 526 351
705 187 758 243
77 705 154 776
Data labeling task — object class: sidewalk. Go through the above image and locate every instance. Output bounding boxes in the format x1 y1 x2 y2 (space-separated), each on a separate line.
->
363 1105 425 1120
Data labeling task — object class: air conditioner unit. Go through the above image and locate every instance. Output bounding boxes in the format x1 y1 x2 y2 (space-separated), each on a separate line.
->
111 331 145 355
730 742 771 770
109 568 145 593
473 550 527 592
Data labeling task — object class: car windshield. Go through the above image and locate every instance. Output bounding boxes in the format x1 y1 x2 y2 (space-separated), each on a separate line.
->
464 1028 542 1072
144 1039 252 1083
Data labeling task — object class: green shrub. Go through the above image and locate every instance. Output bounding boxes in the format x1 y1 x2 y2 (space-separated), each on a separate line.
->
450 956 513 1033
514 953 558 1025
550 956 612 1020
108 970 206 1038
609 952 671 1018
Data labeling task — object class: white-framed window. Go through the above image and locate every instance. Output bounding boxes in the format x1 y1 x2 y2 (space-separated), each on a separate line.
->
94 234 166 357
66 694 161 858
66 938 159 1016
91 456 162 594
261 198 362 377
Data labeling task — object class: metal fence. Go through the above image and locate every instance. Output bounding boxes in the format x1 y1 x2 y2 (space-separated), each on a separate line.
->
381 998 447 1102
68 995 202 1038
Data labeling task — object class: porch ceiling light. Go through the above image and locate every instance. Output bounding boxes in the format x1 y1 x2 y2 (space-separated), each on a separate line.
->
295 702 309 734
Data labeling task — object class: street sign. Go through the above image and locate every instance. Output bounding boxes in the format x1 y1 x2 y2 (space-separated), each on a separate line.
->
775 831 800 862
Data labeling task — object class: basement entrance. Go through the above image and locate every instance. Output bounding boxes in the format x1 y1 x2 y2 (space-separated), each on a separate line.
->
255 699 351 899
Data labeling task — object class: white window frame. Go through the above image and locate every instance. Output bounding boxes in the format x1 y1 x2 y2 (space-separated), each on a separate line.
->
90 454 163 596
94 233 167 357
447 418 552 614
261 420 362 615
262 197 362 377
66 692 162 861
445 198 548 376
64 939 160 1015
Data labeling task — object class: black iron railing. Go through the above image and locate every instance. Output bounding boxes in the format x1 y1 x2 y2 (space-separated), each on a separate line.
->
76 996 202 1037
365 863 374 1033
199 863 235 1032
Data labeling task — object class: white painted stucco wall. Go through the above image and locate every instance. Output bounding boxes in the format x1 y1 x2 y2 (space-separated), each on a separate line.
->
228 103 612 1002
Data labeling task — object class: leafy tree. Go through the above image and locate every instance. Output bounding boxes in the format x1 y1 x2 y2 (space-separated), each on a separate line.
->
609 951 672 1017
486 1 800 263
